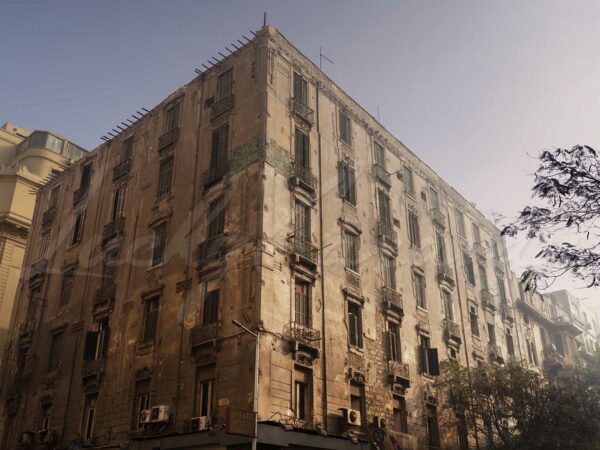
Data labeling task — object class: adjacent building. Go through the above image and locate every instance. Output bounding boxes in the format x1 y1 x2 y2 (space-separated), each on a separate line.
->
0 123 86 355
0 26 597 450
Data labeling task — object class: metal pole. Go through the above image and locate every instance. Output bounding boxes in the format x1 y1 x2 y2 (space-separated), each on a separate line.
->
232 320 259 450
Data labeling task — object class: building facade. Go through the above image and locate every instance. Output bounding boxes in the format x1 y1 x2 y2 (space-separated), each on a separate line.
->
0 123 86 356
0 26 597 450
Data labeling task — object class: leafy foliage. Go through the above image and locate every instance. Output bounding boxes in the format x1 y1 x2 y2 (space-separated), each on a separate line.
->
502 145 600 287
435 358 600 449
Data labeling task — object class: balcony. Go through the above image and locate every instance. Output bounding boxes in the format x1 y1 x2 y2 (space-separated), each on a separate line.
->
102 217 125 245
381 287 403 316
288 236 318 270
18 322 35 341
286 321 320 359
387 431 417 450
290 97 314 124
211 94 235 120
474 242 487 259
444 319 462 344
112 158 132 180
158 127 180 152
388 360 411 387
197 234 225 265
430 208 446 229
29 258 48 289
203 160 230 187
190 323 218 348
437 263 455 286
377 221 397 251
73 185 88 204
41 207 57 226
493 256 505 274
481 289 496 313
501 303 515 323
289 164 318 197
94 283 116 308
82 358 106 380
488 344 503 362
372 164 391 187
544 347 576 371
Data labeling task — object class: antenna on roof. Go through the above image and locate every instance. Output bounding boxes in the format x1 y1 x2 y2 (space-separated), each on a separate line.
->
377 106 381 122
263 12 267 27
319 46 334 70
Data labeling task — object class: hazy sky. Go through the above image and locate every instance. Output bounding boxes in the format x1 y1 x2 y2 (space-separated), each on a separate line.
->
1 1 599 307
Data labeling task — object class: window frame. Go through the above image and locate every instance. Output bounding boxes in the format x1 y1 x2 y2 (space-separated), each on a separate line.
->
157 156 174 198
343 230 360 273
142 296 160 344
338 110 352 146
151 222 168 267
347 301 363 348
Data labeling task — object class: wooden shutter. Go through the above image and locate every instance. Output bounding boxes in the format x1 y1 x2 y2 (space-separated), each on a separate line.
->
338 162 346 198
348 166 356 205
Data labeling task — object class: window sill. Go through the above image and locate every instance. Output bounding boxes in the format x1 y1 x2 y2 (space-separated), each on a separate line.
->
154 193 174 205
348 344 364 355
136 340 156 355
148 262 164 272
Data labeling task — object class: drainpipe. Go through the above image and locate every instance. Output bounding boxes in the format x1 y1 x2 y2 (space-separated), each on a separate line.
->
315 80 328 432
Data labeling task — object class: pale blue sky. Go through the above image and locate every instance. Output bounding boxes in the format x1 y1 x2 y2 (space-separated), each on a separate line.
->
1 1 599 305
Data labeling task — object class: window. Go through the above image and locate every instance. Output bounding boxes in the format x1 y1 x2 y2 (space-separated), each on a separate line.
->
83 320 110 361
142 296 159 343
387 322 401 362
348 302 363 348
216 69 233 100
473 223 481 243
506 329 515 356
337 161 356 205
420 336 440 376
479 264 489 290
338 110 352 145
194 365 215 417
408 210 421 249
132 379 150 430
294 200 310 242
393 396 408 433
554 334 565 356
469 306 480 337
202 280 219 325
47 332 62 372
82 395 97 440
403 166 415 195
151 222 167 266
293 72 308 104
487 322 496 345
41 232 51 258
80 163 92 190
294 280 310 326
414 271 426 310
208 197 225 239
157 157 173 198
426 404 440 448
491 239 500 258
344 231 360 272
443 290 454 321
456 210 466 237
497 276 507 304
463 252 476 285
165 103 180 132
382 254 396 290
111 186 127 220
40 402 52 431
377 189 391 225
59 268 74 306
527 339 538 366
436 231 447 264
46 134 64 153
350 382 365 422
72 210 85 244
121 136 134 162
294 128 310 169
49 186 60 208
429 187 440 210
294 366 311 420
210 124 229 169
374 142 385 168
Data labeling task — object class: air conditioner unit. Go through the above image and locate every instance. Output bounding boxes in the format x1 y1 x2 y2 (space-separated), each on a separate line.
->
340 408 361 427
139 409 153 424
150 405 171 423
190 416 211 432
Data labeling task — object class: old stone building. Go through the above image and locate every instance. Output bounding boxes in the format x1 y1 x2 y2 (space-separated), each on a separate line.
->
0 26 597 450
0 123 86 357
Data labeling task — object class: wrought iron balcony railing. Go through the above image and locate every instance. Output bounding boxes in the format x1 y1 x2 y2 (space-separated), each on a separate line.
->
437 263 455 285
430 208 446 229
377 221 397 249
112 158 132 180
73 185 88 204
372 163 391 187
493 256 505 274
444 319 462 343
481 289 496 312
94 283 116 307
211 94 235 119
289 163 318 194
501 303 515 323
203 160 230 187
197 234 225 264
42 207 57 226
102 217 125 245
489 344 502 360
381 287 403 315
474 242 487 259
388 360 411 385
190 323 218 347
82 358 106 379
29 258 48 288
158 127 180 152
286 321 321 349
290 97 314 124
288 236 319 267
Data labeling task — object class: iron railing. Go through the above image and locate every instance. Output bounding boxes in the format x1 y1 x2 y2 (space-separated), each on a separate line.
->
73 186 88 204
474 243 487 259
190 323 218 347
437 263 455 285
287 321 321 349
94 283 116 307
211 94 235 119
290 164 318 193
388 360 410 382
112 158 132 180
203 160 230 187
197 234 225 263
501 303 515 322
444 319 461 342
42 207 57 226
430 208 446 228
82 358 105 379
493 257 505 274
372 164 391 186
102 217 125 244
290 97 314 124
289 236 318 266
158 127 180 151
381 287 403 312
377 221 397 248
481 289 496 312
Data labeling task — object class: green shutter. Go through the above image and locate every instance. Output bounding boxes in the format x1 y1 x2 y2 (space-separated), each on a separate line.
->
348 166 356 205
